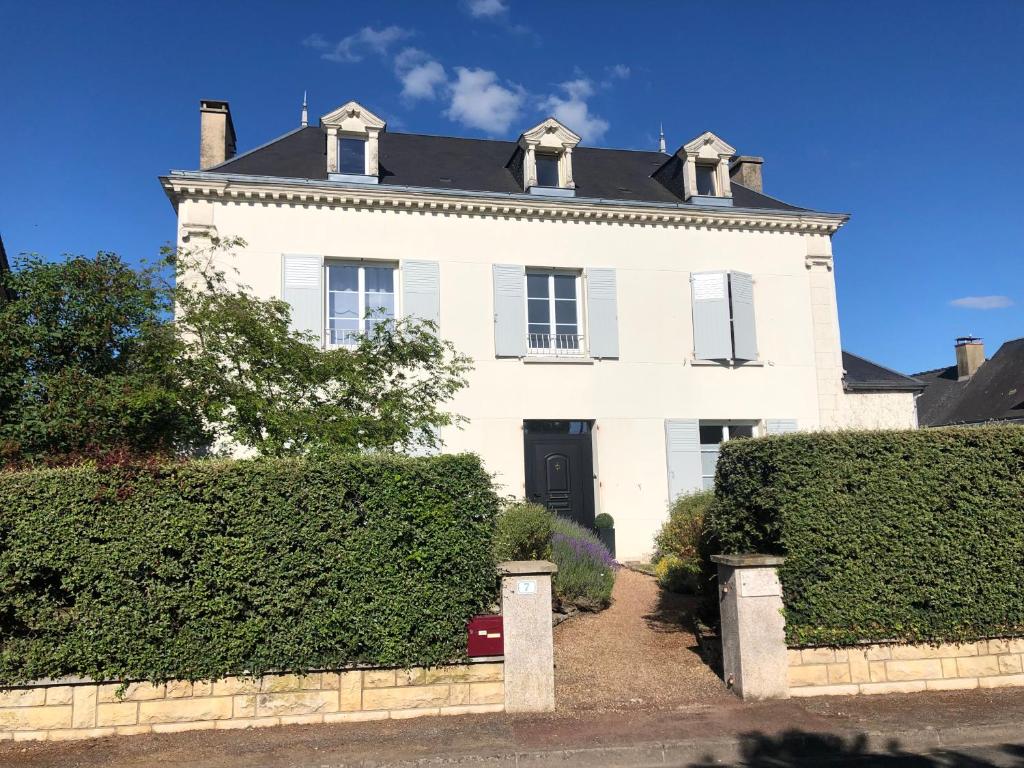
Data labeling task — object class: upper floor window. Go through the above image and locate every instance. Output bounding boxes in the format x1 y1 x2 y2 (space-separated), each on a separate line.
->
527 270 581 355
327 262 395 347
691 271 758 362
695 163 718 196
338 138 366 175
535 154 560 188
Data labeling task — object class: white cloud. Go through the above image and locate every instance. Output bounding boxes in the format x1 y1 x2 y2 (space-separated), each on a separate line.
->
394 48 448 101
607 64 631 80
540 79 609 143
445 67 524 134
305 26 413 63
950 295 1014 310
466 0 508 17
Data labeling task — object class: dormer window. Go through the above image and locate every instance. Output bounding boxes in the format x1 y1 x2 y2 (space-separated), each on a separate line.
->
320 101 386 184
695 163 718 196
535 153 560 188
679 131 736 207
339 137 367 175
513 118 582 198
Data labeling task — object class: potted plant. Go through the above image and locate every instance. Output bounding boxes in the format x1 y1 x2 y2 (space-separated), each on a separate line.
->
594 513 615 558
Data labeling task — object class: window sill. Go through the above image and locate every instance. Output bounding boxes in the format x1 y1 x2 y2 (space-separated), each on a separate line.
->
328 173 380 185
687 194 733 207
528 186 576 198
521 355 595 365
690 358 766 368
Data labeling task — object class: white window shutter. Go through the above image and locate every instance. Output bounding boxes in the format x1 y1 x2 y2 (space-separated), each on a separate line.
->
730 271 758 361
493 264 526 357
585 267 619 358
691 271 732 360
665 419 702 503
766 419 798 435
282 254 323 340
402 260 440 328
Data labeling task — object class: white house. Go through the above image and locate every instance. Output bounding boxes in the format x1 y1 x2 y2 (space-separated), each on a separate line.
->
161 99 919 559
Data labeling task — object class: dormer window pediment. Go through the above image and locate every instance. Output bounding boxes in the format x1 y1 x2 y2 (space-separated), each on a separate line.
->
679 131 736 207
320 101 386 184
516 118 581 198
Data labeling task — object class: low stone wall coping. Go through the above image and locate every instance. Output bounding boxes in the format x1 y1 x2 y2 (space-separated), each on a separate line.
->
498 560 558 575
711 554 786 567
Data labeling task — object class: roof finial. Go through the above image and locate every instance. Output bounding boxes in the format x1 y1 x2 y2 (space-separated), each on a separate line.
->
659 122 666 154
301 91 308 128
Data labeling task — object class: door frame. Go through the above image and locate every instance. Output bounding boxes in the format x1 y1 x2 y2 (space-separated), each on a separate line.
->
523 420 596 529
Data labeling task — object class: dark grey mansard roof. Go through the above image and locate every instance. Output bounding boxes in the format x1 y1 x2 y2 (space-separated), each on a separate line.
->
842 351 924 393
913 338 1024 426
205 126 809 211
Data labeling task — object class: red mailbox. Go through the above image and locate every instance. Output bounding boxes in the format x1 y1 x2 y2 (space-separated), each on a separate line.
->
467 614 504 657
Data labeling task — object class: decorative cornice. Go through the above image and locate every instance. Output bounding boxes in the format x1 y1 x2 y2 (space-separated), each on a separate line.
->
805 254 834 270
161 173 849 236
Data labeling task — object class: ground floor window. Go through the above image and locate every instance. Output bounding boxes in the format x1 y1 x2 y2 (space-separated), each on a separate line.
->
699 422 756 489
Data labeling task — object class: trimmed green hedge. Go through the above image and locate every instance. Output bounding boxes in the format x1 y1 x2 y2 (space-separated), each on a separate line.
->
707 427 1024 646
0 453 499 685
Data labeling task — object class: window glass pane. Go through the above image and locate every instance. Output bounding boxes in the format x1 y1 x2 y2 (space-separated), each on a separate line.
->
701 477 715 490
328 264 358 292
328 318 360 346
329 290 359 319
527 299 550 324
553 274 576 300
526 273 549 299
555 324 578 337
554 330 580 349
339 138 366 174
554 300 577 324
363 267 393 293
696 164 717 196
699 424 724 445
536 154 560 187
701 449 720 477
730 425 755 440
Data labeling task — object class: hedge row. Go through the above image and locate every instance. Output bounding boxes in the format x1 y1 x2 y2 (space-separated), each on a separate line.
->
707 427 1024 646
0 453 499 685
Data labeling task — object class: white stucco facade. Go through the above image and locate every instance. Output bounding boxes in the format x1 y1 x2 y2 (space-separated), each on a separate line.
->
163 114 915 559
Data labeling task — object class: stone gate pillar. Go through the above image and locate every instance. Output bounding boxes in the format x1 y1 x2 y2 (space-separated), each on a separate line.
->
498 560 557 712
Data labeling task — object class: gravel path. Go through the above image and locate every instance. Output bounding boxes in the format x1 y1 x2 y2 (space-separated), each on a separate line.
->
552 567 732 712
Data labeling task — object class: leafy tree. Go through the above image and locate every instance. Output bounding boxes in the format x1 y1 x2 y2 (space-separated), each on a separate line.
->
0 253 209 465
0 241 472 467
171 240 472 456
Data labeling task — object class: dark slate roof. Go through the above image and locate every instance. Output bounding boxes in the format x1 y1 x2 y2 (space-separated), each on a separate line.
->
842 351 924 392
913 338 1024 426
0 234 8 275
206 127 808 211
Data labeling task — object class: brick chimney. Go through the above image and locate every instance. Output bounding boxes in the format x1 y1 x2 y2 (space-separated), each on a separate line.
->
955 336 985 380
199 100 236 170
729 156 764 193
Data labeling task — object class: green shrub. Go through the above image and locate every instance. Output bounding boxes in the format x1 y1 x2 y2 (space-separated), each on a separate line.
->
594 513 614 529
706 426 1024 646
654 490 713 593
493 501 552 561
551 517 617 610
0 453 499 685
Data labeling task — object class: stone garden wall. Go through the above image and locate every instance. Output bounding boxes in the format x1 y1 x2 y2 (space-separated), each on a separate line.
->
788 639 1024 697
0 661 504 742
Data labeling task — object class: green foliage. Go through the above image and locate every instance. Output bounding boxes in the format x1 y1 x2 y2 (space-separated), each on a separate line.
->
654 490 713 593
172 242 472 457
493 501 553 561
551 517 617 610
594 512 614 529
0 453 499 685
0 253 209 465
0 241 472 468
706 427 1024 646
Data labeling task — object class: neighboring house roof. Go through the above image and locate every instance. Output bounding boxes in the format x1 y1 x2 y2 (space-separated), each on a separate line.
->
842 351 924 392
0 234 10 302
204 127 808 212
913 338 1024 426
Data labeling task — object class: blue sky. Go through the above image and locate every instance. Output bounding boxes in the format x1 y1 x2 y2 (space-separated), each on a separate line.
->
1 0 1022 373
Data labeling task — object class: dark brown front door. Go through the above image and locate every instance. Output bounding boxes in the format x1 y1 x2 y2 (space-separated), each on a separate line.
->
523 420 595 529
